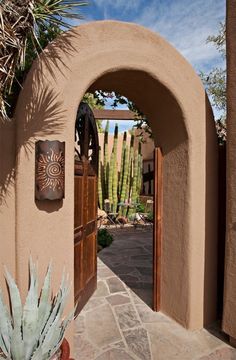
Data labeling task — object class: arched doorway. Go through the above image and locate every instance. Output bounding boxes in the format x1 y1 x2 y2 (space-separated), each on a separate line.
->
14 21 218 340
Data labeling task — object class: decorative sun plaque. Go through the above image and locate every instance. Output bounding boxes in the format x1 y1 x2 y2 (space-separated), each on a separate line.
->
35 140 65 200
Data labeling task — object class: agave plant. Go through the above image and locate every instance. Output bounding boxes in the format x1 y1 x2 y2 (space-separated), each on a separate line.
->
0 258 74 360
0 0 87 120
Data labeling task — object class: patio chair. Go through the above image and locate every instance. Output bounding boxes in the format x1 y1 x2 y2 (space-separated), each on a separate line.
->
137 199 154 225
104 199 121 227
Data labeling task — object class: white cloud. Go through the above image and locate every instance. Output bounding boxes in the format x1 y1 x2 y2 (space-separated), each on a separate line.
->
94 0 143 15
134 0 225 71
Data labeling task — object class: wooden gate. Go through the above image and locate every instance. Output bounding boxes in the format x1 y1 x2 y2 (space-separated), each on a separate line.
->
74 103 98 315
153 147 163 311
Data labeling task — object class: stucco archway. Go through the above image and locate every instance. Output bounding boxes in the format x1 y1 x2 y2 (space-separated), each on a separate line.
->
14 21 218 338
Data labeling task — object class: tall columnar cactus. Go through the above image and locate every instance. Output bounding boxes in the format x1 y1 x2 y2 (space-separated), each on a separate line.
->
108 151 114 208
98 146 103 209
113 159 118 212
99 125 143 216
104 120 109 199
113 123 119 158
110 124 118 211
131 149 139 205
118 131 127 197
137 142 143 198
119 144 129 215
137 153 143 197
126 133 134 202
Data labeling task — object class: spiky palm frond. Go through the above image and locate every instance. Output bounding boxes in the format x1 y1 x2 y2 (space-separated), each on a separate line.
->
0 0 87 120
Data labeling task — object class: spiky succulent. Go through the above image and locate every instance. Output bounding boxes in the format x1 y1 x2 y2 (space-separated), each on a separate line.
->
0 257 73 360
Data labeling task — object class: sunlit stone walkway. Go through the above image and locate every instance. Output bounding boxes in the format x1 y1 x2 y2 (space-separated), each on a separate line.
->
99 226 153 307
74 259 236 359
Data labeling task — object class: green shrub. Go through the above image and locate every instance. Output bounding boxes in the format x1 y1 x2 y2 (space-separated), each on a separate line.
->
147 211 153 222
136 203 145 213
97 229 113 248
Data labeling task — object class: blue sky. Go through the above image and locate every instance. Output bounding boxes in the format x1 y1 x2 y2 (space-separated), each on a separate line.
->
74 0 226 132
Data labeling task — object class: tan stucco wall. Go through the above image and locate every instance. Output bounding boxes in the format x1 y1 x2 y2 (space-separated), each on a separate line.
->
223 0 236 340
12 20 218 345
0 119 16 303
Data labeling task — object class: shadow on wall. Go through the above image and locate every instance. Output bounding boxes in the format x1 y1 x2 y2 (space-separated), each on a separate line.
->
0 30 79 208
0 120 15 208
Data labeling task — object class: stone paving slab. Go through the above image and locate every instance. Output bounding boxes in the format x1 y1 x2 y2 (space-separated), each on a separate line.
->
74 228 236 359
74 259 236 360
98 227 153 306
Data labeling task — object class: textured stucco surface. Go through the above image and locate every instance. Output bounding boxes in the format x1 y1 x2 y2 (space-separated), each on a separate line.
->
223 0 236 340
9 20 218 345
0 120 16 303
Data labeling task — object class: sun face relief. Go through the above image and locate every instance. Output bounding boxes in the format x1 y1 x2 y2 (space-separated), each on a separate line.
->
37 149 64 191
35 141 65 200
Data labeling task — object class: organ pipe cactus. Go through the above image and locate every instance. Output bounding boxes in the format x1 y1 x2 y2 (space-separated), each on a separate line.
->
0 258 73 360
112 124 119 160
108 152 114 208
137 153 143 196
118 131 127 197
137 142 143 197
126 133 134 202
119 144 129 215
103 121 109 199
99 124 143 217
112 159 118 211
131 149 139 205
111 124 118 211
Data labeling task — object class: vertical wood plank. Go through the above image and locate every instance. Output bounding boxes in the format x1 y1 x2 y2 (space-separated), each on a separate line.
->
153 147 163 311
74 103 98 316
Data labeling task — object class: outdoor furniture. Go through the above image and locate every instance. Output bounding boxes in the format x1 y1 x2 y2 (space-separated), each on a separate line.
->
104 200 121 227
137 199 154 225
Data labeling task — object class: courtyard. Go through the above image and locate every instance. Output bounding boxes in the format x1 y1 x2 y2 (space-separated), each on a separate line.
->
74 228 236 360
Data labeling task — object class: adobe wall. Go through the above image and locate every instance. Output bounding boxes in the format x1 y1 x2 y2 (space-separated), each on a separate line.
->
12 21 218 346
0 119 16 303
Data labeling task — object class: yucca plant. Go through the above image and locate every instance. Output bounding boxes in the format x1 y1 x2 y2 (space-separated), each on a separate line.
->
0 0 87 120
0 257 74 360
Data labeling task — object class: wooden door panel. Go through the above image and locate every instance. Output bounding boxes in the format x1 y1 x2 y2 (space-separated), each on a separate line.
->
88 177 96 222
84 233 96 282
153 147 163 311
74 103 98 316
74 241 83 301
74 176 83 230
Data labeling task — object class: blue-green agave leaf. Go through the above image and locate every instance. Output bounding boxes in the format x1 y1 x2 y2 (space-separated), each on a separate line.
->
37 262 52 335
0 290 12 355
4 268 22 330
10 326 24 360
23 257 39 360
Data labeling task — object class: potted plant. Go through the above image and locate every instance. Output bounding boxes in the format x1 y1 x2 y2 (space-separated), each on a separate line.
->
0 258 74 360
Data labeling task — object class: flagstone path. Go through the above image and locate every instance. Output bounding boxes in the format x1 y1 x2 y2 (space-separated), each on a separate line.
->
74 228 236 360
99 227 153 307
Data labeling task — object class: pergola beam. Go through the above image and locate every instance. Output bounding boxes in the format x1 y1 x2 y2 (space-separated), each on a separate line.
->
93 109 137 120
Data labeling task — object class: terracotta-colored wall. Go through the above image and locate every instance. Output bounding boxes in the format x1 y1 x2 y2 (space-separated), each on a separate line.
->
11 21 218 349
223 0 236 340
0 119 16 303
